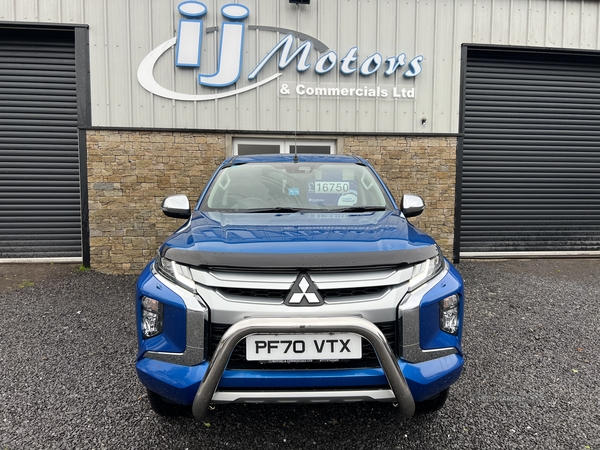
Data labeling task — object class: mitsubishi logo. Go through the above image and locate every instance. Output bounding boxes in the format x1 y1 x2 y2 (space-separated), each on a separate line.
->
285 274 324 306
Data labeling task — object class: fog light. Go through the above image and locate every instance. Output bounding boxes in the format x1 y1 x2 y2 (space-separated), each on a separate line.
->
439 294 459 335
142 297 163 338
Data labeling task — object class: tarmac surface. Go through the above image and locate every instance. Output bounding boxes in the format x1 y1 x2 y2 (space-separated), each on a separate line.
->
0 258 599 449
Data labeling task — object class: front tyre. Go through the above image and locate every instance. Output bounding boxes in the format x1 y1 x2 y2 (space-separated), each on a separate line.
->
146 389 192 417
413 388 450 415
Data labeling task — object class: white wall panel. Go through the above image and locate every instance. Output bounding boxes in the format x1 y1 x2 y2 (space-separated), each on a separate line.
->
149 0 175 128
414 0 436 133
214 1 239 128
6 0 600 133
297 0 320 133
172 0 199 129
394 0 418 133
546 0 565 47
432 0 455 133
563 0 582 48
105 1 131 126
354 0 378 133
472 0 493 43
237 0 259 131
61 0 84 24
374 0 398 133
84 0 109 125
508 0 529 45
528 0 548 46
0 0 15 20
580 2 600 49
253 0 280 131
129 0 153 127
453 0 473 122
309 0 338 132
14 0 37 21
336 1 359 132
491 0 511 44
279 0 306 133
38 0 61 22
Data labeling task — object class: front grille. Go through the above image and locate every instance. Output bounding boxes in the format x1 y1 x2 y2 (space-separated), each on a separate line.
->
217 286 389 302
321 286 387 299
195 266 409 305
218 287 287 299
209 321 397 370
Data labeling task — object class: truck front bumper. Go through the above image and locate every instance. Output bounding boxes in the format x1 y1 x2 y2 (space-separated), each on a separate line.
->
136 316 464 420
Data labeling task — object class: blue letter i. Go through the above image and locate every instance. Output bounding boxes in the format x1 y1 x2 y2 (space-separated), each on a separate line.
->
175 1 207 67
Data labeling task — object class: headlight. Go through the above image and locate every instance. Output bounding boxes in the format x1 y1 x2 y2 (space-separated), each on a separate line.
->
439 294 459 335
155 251 176 280
408 247 444 291
154 250 195 291
141 297 163 338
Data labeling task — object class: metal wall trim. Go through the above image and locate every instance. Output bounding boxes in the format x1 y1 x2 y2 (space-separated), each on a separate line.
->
461 251 600 259
0 257 82 264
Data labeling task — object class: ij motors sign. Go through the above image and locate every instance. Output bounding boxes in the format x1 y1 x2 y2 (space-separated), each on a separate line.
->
138 1 423 101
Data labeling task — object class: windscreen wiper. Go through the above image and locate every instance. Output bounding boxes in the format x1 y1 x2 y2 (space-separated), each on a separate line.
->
332 206 387 212
231 207 316 213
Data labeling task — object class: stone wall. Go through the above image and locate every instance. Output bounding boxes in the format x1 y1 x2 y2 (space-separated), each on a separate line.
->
345 136 457 257
87 130 456 274
87 130 226 274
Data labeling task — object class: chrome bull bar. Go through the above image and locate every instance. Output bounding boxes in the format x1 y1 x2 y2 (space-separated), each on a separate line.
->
192 316 415 420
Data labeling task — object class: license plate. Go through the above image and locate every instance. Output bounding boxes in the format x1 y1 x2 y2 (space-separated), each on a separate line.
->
246 333 362 361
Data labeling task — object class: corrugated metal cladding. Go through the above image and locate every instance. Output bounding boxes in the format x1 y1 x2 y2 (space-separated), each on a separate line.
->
459 47 600 254
108 0 437 133
70 0 600 132
5 0 600 133
0 28 82 259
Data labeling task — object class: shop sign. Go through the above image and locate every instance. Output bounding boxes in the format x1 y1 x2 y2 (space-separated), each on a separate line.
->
138 1 423 101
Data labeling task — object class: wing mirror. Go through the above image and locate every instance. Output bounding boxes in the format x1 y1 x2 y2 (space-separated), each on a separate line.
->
401 194 425 218
162 195 191 219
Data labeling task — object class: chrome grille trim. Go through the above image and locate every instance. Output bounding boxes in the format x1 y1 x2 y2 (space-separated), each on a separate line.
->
190 266 413 304
191 268 295 290
310 268 411 289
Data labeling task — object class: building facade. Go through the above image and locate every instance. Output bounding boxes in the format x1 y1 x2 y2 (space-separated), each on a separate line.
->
1 0 599 273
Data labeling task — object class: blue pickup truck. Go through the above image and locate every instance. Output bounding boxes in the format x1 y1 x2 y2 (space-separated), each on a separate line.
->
135 153 464 419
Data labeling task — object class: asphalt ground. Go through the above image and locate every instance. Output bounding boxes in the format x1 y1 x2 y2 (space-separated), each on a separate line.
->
0 259 599 449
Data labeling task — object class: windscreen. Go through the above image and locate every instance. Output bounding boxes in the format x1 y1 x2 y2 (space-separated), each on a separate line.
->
200 162 392 212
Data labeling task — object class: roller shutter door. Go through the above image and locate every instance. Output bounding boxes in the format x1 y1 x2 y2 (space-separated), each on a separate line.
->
459 47 600 255
0 28 81 259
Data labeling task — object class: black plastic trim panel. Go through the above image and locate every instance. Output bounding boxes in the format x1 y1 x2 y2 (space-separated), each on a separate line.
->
164 245 437 269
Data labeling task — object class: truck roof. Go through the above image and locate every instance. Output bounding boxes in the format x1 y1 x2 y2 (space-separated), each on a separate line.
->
223 153 365 165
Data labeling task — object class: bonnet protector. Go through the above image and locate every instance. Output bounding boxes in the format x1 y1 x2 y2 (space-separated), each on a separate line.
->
163 245 439 269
